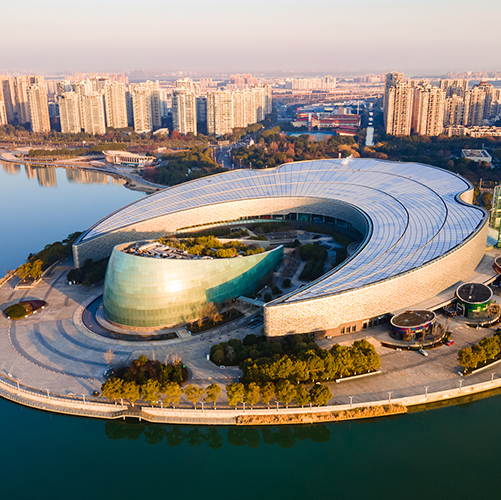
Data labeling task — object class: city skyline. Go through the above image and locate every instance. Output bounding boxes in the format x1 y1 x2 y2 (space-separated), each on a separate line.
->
2 0 501 75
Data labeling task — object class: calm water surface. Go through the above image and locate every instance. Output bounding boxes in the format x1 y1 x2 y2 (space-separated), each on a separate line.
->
0 163 500 499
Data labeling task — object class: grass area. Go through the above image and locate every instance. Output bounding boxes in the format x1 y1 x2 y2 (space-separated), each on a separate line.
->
158 235 264 258
4 303 29 319
188 309 244 334
236 404 407 425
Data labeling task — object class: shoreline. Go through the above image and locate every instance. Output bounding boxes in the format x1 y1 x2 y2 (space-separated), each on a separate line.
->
1 370 500 426
0 154 164 194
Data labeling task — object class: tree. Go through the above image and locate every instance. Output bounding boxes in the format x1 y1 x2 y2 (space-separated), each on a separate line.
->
244 383 261 408
101 377 124 403
226 383 246 408
122 381 141 406
276 380 296 408
17 259 44 280
294 385 310 407
184 384 205 408
197 301 221 327
205 383 222 409
142 379 161 406
309 384 332 406
163 382 182 408
261 382 275 409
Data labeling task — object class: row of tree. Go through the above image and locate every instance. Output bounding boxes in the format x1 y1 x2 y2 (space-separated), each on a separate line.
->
241 340 380 385
231 132 360 169
101 378 333 409
458 334 501 372
210 334 380 385
27 143 127 157
210 333 320 367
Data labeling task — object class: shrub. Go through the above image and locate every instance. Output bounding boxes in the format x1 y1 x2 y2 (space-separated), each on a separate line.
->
282 278 291 288
4 303 28 319
264 293 272 302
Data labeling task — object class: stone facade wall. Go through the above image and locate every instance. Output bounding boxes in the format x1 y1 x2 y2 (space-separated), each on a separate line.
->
264 221 488 337
73 196 369 267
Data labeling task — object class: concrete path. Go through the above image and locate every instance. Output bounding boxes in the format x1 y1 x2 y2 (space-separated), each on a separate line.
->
1 257 501 410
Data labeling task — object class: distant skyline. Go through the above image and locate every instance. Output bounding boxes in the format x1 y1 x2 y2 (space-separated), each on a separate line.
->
2 0 501 75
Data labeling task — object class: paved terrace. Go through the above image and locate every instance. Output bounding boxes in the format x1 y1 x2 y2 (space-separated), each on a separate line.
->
0 253 500 419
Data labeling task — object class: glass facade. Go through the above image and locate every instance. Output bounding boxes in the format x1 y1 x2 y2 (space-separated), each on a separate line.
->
103 244 283 329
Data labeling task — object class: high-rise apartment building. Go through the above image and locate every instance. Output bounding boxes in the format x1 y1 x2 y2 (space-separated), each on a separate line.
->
172 89 197 135
206 91 233 136
444 94 469 127
104 82 128 129
440 79 468 98
0 77 16 123
80 92 106 135
58 92 81 133
411 82 445 136
0 100 7 126
130 85 152 133
384 72 414 135
27 83 51 133
14 76 33 124
175 78 200 96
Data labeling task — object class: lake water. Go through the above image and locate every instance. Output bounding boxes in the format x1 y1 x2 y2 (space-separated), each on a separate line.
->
0 164 143 272
0 162 500 499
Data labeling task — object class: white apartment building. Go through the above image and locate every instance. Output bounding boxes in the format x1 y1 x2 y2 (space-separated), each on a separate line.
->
384 72 414 135
0 100 7 126
130 86 152 133
0 77 16 123
58 92 81 133
80 92 106 135
207 90 233 136
27 84 51 133
104 82 128 129
412 83 445 136
172 89 197 135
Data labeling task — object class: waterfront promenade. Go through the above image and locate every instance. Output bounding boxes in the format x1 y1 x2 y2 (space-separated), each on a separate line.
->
2 255 501 424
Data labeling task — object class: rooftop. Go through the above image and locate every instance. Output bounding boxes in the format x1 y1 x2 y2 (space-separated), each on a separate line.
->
456 283 493 304
391 310 435 328
76 158 486 303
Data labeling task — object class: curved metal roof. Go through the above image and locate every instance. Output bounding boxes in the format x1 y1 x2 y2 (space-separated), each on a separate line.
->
79 158 486 302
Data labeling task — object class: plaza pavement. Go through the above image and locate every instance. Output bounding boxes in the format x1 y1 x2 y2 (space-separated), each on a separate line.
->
1 260 501 409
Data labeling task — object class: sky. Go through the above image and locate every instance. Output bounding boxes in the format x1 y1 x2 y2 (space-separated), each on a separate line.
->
2 0 500 76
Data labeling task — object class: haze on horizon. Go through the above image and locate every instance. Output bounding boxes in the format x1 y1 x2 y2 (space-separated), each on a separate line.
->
2 0 500 76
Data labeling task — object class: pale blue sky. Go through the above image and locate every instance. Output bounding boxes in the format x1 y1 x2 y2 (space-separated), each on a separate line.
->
2 0 500 75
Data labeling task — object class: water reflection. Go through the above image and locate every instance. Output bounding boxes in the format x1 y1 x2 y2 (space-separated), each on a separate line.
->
66 169 114 185
0 162 125 188
104 422 332 449
36 166 57 187
2 163 21 175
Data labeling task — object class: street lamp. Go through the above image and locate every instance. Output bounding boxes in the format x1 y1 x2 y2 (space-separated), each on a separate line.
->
425 386 429 398
491 373 496 383
388 392 393 404
46 389 50 399
459 380 463 391
16 378 20 391
82 393 86 403
349 396 353 408
276 401 279 411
